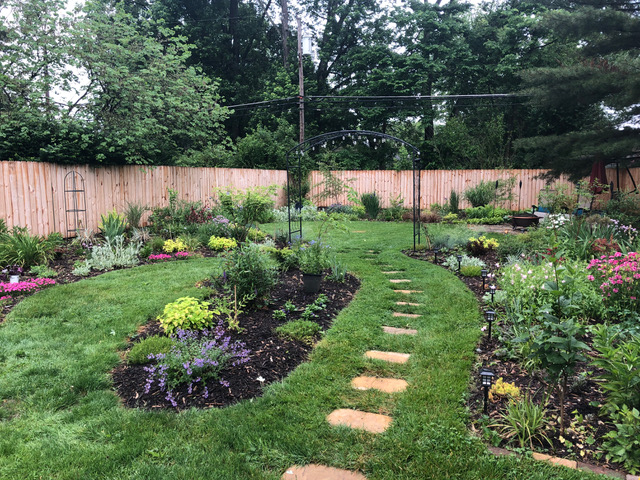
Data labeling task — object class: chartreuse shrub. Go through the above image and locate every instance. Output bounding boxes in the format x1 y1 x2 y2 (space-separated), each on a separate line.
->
163 238 189 253
158 296 213 335
208 236 237 251
128 336 174 365
467 236 499 256
489 378 520 402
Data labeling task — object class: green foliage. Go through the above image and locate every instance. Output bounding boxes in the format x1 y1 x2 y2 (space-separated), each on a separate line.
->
246 228 267 243
464 179 514 208
0 219 7 235
298 240 331 275
460 265 482 277
99 210 127 242
491 396 551 449
219 243 278 302
207 236 237 251
214 186 278 226
0 229 53 269
158 297 213 336
448 190 460 214
425 224 477 250
443 254 486 270
601 405 640 474
163 239 189 253
326 257 347 282
124 203 148 229
149 236 166 253
128 337 174 365
196 219 232 245
537 184 577 214
209 288 250 332
86 235 141 271
29 265 58 278
605 191 640 228
464 206 509 219
467 236 499 256
360 192 381 220
275 320 322 345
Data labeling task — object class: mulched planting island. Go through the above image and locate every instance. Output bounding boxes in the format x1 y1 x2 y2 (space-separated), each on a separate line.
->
112 270 360 410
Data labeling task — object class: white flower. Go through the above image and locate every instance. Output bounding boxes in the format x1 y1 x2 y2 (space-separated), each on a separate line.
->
256 376 265 383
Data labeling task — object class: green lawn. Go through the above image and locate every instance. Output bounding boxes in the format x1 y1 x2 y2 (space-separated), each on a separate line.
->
0 222 600 479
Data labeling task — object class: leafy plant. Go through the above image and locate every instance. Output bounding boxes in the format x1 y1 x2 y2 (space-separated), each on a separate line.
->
275 319 322 345
460 265 482 277
449 190 460 214
443 254 486 270
489 378 521 402
214 185 278 225
208 236 238 251
128 336 174 365
587 252 640 314
86 235 141 271
130 227 151 245
272 309 287 322
29 265 58 278
326 257 347 282
491 396 551 449
210 286 251 332
600 405 640 474
163 238 189 253
219 243 278 302
158 297 214 335
124 202 148 229
0 229 52 269
467 235 499 255
99 210 127 242
298 239 330 275
360 192 381 220
144 323 250 407
464 181 496 208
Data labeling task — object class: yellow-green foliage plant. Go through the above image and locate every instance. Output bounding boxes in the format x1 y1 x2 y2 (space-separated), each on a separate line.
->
489 377 521 402
163 238 189 253
158 297 213 335
467 235 499 255
208 236 238 251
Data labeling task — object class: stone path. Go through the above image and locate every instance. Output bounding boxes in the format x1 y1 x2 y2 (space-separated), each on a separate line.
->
282 465 367 480
351 376 408 393
382 326 417 335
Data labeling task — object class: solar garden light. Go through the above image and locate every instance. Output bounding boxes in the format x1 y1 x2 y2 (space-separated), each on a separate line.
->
479 367 495 414
481 269 488 289
433 247 440 263
485 309 495 340
456 254 462 272
489 284 496 303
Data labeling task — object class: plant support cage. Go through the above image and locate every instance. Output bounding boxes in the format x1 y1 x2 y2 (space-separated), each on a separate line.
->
285 130 422 249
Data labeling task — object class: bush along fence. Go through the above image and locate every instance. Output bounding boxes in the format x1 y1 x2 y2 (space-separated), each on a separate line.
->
1 161 638 237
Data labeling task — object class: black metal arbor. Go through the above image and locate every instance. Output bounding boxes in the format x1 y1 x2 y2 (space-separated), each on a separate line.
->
285 130 422 249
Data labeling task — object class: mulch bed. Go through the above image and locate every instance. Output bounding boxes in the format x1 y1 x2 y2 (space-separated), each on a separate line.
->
113 270 360 410
405 246 622 472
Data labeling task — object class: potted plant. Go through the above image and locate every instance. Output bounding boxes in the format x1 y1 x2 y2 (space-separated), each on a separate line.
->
298 240 329 293
6 265 23 283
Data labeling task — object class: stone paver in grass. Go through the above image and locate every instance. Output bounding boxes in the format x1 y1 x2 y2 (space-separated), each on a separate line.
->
365 350 410 364
351 231 367 233
393 289 423 294
282 465 367 480
392 312 421 319
351 376 408 393
382 326 418 336
395 301 422 306
327 409 392 434
381 271 402 274
389 279 411 283
532 453 577 470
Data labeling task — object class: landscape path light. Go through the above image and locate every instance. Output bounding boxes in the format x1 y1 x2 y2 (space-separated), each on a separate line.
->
479 367 495 414
433 247 440 264
489 284 496 303
456 254 462 272
481 269 488 290
485 309 495 341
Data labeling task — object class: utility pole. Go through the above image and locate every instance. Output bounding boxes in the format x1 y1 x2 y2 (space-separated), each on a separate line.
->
281 0 289 67
297 16 304 144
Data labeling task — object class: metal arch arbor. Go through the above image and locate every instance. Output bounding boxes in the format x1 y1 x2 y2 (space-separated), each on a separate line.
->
285 130 423 250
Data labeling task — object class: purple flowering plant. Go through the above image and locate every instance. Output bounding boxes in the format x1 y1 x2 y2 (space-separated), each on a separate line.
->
144 321 250 407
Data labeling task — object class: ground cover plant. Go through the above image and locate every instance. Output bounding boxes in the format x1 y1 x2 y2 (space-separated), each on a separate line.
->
0 221 603 480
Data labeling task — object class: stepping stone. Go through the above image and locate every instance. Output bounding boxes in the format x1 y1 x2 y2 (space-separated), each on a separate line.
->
381 271 401 274
394 290 423 294
327 409 392 434
365 350 410 364
351 376 408 393
532 452 577 470
395 301 422 306
389 279 411 283
382 326 418 336
282 465 367 480
351 231 367 233
392 312 421 319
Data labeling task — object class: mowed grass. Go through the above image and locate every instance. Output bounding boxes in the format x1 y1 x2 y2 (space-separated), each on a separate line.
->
0 222 599 479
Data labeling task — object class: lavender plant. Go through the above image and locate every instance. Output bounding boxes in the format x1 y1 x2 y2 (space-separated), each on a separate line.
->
144 322 250 407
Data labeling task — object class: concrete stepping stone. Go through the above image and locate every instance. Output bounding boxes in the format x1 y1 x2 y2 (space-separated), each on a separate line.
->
327 409 392 434
282 465 367 480
389 279 411 283
382 326 418 336
395 301 422 306
381 271 402 274
351 376 408 393
393 289 423 294
365 350 410 364
392 312 421 319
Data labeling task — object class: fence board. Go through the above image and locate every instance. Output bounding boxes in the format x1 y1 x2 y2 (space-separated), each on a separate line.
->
1 161 638 237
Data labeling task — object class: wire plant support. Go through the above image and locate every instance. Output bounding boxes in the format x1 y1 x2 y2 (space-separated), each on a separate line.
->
63 171 87 238
285 130 423 250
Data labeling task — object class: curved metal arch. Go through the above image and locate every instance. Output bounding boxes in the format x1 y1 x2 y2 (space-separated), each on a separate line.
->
285 130 422 250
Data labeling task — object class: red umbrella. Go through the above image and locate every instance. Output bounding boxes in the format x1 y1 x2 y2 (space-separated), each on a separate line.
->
589 159 608 194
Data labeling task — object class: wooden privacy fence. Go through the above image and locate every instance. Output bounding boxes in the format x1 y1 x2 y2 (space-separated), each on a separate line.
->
1 161 638 237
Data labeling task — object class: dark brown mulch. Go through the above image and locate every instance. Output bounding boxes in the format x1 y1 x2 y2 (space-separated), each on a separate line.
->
404 247 620 470
112 270 360 411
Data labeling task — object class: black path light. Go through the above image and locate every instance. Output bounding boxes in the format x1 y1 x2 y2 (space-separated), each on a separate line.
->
434 247 440 263
485 309 495 340
479 367 495 414
481 269 488 290
489 284 496 303
456 254 462 272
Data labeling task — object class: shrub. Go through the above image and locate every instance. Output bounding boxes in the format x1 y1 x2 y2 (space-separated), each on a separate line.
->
214 186 277 225
605 190 640 228
219 243 278 302
467 235 499 255
425 224 478 250
208 236 238 251
128 336 174 365
449 191 460 214
0 229 52 269
149 236 165 252
99 209 127 242
246 227 267 243
195 216 232 245
538 183 577 213
124 202 148 229
163 238 188 253
360 192 381 219
158 297 214 335
275 319 322 345
465 206 509 219
601 405 640 474
464 181 496 208
587 252 640 313
87 235 141 271
489 378 521 402
144 323 250 407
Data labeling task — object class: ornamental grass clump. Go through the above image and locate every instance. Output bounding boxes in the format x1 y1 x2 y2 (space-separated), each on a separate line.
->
144 323 250 407
587 252 640 313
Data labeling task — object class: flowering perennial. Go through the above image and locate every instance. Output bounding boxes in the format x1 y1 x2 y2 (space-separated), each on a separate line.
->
144 322 250 407
587 252 640 310
148 253 172 262
0 278 56 297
